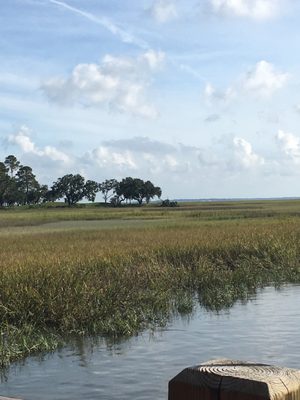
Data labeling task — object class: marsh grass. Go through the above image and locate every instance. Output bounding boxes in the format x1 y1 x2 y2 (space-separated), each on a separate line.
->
1 199 300 227
0 324 60 367
1 199 300 366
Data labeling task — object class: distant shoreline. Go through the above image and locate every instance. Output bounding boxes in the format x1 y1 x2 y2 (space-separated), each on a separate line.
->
175 197 300 202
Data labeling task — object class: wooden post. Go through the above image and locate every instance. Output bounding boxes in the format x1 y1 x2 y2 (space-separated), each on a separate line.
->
168 359 300 400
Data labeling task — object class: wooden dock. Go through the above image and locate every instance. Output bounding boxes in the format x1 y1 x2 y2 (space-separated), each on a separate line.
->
169 358 300 400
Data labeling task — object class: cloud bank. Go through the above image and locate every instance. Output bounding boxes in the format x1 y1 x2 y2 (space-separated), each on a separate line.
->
7 125 300 197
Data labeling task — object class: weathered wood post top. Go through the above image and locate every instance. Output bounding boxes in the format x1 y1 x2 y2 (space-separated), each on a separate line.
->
169 359 300 400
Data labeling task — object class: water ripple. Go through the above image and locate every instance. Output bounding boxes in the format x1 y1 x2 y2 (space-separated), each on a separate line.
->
2 285 300 400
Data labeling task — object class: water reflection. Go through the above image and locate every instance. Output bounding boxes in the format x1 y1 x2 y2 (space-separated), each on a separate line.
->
1 285 300 400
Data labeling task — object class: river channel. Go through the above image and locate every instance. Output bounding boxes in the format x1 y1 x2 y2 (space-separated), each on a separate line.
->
1 285 300 400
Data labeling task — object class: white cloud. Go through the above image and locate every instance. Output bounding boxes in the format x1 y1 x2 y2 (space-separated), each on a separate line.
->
209 0 280 20
43 146 70 163
42 50 165 118
150 0 178 23
8 126 70 164
102 50 165 74
233 137 265 168
142 50 166 70
277 129 300 164
204 61 288 104
242 61 289 97
9 126 36 153
84 137 199 177
102 136 175 154
164 154 179 168
197 136 265 171
204 82 236 103
88 146 137 170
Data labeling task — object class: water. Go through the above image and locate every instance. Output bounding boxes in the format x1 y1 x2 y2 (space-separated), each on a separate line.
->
2 285 300 400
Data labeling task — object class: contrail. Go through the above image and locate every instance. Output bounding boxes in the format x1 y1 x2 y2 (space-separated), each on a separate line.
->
45 1 204 84
48 0 149 49
179 64 207 82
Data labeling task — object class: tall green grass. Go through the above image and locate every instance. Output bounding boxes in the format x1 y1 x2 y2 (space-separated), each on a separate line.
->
1 200 300 366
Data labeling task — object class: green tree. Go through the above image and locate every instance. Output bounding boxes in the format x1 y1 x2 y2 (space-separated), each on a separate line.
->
115 177 139 203
3 177 21 206
43 188 58 203
99 179 118 204
16 165 40 205
52 174 86 206
38 184 50 203
0 162 9 206
84 180 100 202
4 155 20 177
27 183 49 204
116 177 162 205
0 162 8 175
142 180 162 204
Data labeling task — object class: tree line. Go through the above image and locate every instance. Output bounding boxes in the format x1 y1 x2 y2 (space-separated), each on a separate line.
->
0 155 162 207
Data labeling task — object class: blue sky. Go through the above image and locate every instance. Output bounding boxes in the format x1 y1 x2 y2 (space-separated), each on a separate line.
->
1 0 300 198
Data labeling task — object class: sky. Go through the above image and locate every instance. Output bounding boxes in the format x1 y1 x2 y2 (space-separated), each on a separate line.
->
1 0 300 199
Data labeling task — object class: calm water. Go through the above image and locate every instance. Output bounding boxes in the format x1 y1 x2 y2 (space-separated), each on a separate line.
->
2 285 300 400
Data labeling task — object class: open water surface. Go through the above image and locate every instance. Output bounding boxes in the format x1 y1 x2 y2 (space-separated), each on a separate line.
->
1 285 300 400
